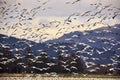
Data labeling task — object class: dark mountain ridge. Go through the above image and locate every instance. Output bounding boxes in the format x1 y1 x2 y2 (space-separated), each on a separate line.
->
0 24 120 74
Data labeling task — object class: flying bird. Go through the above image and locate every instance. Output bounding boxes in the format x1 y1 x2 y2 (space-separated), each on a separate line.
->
72 0 81 4
87 17 95 22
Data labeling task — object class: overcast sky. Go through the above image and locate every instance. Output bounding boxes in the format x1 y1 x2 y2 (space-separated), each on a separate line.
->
0 0 120 42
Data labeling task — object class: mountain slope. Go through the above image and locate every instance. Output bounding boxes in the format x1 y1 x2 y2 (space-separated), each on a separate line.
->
45 24 120 67
46 24 120 49
0 24 120 70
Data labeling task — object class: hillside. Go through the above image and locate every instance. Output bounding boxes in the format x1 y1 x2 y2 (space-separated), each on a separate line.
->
0 24 120 74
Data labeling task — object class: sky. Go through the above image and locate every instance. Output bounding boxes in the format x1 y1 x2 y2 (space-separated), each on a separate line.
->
0 0 120 42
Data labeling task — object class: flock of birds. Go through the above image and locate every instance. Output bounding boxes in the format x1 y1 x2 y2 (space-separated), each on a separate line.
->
0 38 119 73
0 47 83 73
0 0 120 74
64 3 120 28
0 0 120 42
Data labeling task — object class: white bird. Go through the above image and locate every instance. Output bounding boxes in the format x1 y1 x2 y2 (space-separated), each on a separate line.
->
103 47 108 52
100 64 107 67
96 50 104 54
61 65 69 68
65 68 71 71
71 61 76 64
46 63 55 66
36 61 44 64
60 61 67 64
87 39 96 43
71 66 77 70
